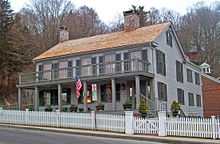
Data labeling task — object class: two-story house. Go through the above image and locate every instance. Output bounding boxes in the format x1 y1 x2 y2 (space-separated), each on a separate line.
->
17 10 203 116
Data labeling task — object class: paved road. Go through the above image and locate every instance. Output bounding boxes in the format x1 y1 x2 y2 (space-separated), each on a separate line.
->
0 127 166 144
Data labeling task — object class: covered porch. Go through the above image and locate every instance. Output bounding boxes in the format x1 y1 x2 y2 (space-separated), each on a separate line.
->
18 75 155 112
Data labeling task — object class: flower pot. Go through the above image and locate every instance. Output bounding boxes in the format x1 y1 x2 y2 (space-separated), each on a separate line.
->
69 105 77 112
172 111 179 117
96 105 104 111
123 104 132 110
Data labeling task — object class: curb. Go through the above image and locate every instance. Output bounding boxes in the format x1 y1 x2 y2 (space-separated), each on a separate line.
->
0 124 219 144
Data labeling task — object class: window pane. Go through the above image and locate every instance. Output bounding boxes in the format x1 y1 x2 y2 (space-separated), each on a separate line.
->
124 52 131 71
166 30 173 47
156 50 166 76
99 56 105 74
188 93 194 106
158 82 167 101
187 69 193 83
177 88 184 105
196 95 201 107
91 57 97 75
75 59 81 77
176 61 183 82
195 72 200 85
116 54 121 72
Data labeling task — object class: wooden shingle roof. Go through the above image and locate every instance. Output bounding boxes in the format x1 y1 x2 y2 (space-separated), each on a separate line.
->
34 22 170 61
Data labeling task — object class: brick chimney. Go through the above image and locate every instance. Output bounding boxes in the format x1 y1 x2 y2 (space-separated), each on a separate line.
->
123 10 140 32
59 26 69 42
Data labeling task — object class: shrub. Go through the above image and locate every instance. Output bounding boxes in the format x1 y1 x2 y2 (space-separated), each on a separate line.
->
171 101 181 117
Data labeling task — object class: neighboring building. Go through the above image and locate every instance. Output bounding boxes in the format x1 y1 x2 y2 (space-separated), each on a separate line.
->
17 10 203 116
202 74 220 117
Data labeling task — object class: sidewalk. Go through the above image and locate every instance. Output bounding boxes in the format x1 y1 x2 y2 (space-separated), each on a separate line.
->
0 123 219 144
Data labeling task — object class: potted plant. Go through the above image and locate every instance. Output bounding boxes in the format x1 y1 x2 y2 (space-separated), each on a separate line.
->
45 105 53 112
96 103 104 111
139 98 148 118
69 105 77 112
27 104 33 111
171 101 181 117
123 97 132 110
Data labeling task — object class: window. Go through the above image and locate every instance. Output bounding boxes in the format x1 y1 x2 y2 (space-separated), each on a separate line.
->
116 53 122 72
62 88 71 105
124 52 131 71
156 50 166 76
157 82 167 101
188 93 194 106
75 59 81 76
52 63 59 80
99 56 105 74
176 61 183 82
187 69 193 83
100 84 112 103
177 88 184 105
142 50 148 71
38 64 43 80
195 72 200 85
166 30 173 47
91 57 97 75
67 61 73 78
196 95 201 107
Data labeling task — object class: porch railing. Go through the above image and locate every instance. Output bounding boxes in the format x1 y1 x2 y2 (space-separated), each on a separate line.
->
19 59 150 85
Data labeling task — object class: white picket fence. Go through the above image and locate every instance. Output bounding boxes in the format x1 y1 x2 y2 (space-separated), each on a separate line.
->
166 117 220 139
134 117 158 135
0 110 220 139
0 110 124 132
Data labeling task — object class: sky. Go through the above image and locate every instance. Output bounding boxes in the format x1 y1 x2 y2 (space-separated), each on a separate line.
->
9 0 217 24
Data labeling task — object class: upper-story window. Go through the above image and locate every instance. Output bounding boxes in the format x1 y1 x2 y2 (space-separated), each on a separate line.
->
156 50 166 76
75 59 81 77
157 82 167 101
52 63 59 79
116 53 122 72
38 64 43 80
195 72 200 85
176 60 183 83
91 57 97 75
99 56 105 74
124 52 131 72
177 88 184 105
187 69 193 83
166 29 173 47
67 61 73 78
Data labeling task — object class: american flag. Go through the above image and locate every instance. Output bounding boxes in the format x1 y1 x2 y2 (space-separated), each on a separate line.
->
75 77 82 99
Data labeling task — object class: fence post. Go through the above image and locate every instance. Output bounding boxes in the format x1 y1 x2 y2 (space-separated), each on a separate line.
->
25 109 29 125
158 111 166 136
91 111 96 129
56 110 60 127
125 111 134 134
211 115 216 139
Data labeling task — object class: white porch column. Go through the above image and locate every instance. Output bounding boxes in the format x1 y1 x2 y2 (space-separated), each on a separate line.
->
111 78 116 111
34 86 39 111
135 76 140 110
18 88 22 110
70 86 76 105
58 84 62 111
83 81 87 112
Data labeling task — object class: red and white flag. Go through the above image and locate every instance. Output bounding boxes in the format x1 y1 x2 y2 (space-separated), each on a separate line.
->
75 77 82 99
